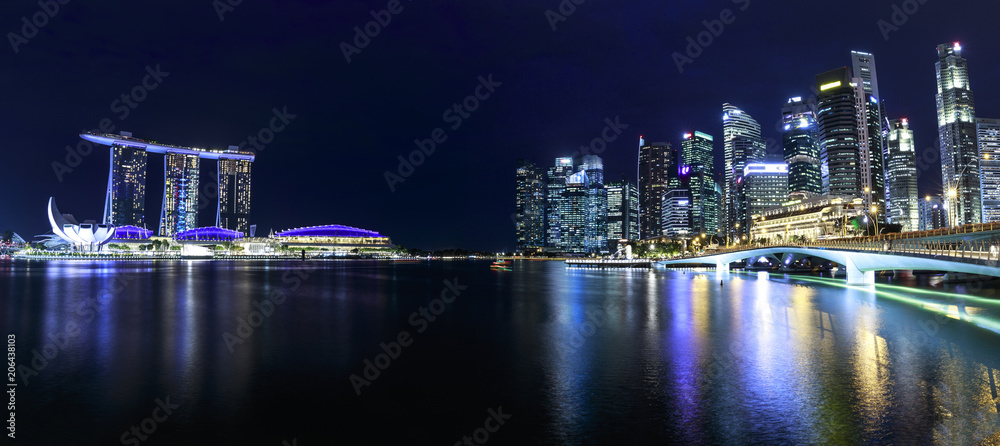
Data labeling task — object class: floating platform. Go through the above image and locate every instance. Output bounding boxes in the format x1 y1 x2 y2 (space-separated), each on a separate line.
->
565 259 653 268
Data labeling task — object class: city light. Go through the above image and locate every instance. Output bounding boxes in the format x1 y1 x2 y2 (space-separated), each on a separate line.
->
819 81 841 91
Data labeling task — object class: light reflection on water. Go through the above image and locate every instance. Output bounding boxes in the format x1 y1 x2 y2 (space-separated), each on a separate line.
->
1 259 999 444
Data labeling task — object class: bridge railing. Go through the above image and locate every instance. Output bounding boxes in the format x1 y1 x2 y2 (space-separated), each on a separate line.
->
681 235 1000 264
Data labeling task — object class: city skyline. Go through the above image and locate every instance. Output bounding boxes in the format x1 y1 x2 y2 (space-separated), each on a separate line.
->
3 2 1000 251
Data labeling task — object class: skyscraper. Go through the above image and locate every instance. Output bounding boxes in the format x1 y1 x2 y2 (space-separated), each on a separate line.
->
545 156 607 254
781 97 822 199
936 42 981 225
104 142 148 227
515 159 546 253
160 153 200 237
919 195 948 231
83 132 255 237
741 163 788 232
978 118 1000 223
851 51 881 100
817 68 862 198
638 138 672 239
722 103 765 238
561 170 588 253
857 86 886 221
681 131 719 235
885 119 919 232
217 152 253 235
579 155 608 254
815 65 886 223
661 189 691 237
606 177 639 249
545 157 574 248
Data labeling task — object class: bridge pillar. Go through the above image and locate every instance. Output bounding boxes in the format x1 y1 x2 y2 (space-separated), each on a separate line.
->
844 256 874 286
716 260 729 274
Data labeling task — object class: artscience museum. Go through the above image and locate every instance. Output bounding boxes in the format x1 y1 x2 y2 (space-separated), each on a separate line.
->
47 197 115 250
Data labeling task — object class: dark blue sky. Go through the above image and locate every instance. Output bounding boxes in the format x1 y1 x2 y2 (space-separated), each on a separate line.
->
2 0 999 250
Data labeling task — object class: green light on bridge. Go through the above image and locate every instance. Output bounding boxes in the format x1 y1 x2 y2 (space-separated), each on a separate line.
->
786 275 1000 335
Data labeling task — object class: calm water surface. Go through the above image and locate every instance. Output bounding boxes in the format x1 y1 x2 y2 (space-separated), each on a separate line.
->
2 258 1000 445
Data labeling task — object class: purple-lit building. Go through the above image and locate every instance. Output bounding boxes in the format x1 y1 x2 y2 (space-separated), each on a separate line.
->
274 225 393 252
175 227 244 242
112 225 153 241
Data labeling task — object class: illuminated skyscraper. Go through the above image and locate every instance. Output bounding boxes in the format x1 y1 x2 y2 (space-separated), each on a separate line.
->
515 159 546 253
579 155 608 254
857 86 886 220
781 97 822 199
851 51 881 100
722 103 765 238
104 141 148 227
546 157 574 248
978 118 1000 223
681 131 719 235
936 42 981 225
852 50 890 187
83 132 255 237
606 177 639 249
886 119 919 232
740 163 788 232
661 189 691 237
638 138 672 239
817 68 861 197
562 170 589 253
160 153 200 237
815 66 885 219
919 195 948 231
217 150 253 235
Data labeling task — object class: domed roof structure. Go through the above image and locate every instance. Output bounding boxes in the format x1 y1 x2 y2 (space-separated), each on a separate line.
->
175 227 244 241
275 225 386 239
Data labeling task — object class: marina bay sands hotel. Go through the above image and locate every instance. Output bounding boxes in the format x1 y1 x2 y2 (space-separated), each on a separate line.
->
80 132 255 237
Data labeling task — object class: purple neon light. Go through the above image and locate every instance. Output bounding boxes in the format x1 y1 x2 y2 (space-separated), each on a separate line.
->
80 133 255 161
275 225 386 239
114 225 153 240
175 227 244 241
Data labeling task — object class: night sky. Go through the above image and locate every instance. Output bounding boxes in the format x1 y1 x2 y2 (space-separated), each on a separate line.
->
2 0 999 250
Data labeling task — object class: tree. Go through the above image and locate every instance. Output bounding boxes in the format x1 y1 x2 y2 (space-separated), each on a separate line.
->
1 231 13 243
633 243 650 258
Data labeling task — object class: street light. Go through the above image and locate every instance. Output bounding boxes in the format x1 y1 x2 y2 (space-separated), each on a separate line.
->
868 205 881 235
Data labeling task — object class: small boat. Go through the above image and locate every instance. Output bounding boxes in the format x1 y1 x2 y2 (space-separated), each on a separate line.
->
490 259 512 271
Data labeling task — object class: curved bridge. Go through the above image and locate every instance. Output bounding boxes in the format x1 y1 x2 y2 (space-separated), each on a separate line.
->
659 245 1000 285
